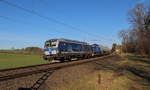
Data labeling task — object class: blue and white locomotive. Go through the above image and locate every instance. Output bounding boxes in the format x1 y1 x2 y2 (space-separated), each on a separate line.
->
91 44 102 56
43 38 93 61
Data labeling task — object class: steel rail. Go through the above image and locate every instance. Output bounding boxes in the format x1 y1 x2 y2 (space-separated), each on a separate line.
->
0 55 115 82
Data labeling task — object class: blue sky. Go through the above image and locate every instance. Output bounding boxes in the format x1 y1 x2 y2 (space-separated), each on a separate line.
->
0 0 148 49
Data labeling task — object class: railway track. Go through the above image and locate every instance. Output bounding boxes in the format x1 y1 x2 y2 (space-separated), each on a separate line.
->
0 55 114 82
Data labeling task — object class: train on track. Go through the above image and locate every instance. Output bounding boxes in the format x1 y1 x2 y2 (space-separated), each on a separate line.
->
43 38 110 61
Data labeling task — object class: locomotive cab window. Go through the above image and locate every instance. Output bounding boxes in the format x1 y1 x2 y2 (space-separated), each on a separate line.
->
44 40 57 48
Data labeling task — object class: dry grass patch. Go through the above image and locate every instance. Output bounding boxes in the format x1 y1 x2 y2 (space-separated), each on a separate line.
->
39 55 150 90
60 70 134 90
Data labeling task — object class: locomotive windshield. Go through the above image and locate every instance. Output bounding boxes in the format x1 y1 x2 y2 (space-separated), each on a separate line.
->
44 40 57 48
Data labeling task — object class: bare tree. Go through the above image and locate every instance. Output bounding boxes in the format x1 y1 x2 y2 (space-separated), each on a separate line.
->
111 43 117 53
119 3 150 56
119 30 130 53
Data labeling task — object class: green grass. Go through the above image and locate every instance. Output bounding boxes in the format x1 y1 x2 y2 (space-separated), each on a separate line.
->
0 53 50 69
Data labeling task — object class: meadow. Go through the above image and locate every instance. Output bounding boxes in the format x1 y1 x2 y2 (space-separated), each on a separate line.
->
0 53 49 70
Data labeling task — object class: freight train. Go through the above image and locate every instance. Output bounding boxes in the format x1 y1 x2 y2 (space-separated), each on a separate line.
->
43 38 109 61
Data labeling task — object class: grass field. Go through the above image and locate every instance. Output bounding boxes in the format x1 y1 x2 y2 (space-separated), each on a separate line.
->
0 53 50 70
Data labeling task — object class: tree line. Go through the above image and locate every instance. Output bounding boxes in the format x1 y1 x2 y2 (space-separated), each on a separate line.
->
0 47 43 55
119 3 150 56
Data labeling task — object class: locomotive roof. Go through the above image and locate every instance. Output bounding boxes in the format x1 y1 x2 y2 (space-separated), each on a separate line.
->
46 38 89 45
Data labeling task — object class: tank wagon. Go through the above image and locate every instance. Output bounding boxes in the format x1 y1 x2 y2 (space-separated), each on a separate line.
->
43 38 92 61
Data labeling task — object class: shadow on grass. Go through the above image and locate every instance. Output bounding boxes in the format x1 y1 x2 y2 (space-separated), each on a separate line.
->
116 66 150 82
93 55 150 89
127 56 150 64
18 88 31 90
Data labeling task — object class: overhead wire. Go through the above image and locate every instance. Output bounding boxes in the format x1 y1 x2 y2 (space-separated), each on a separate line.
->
0 0 116 43
0 15 75 39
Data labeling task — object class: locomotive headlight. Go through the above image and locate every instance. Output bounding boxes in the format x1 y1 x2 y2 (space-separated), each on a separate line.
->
51 50 58 54
44 51 50 55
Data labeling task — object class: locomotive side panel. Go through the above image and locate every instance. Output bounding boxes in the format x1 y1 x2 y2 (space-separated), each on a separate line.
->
58 41 92 59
